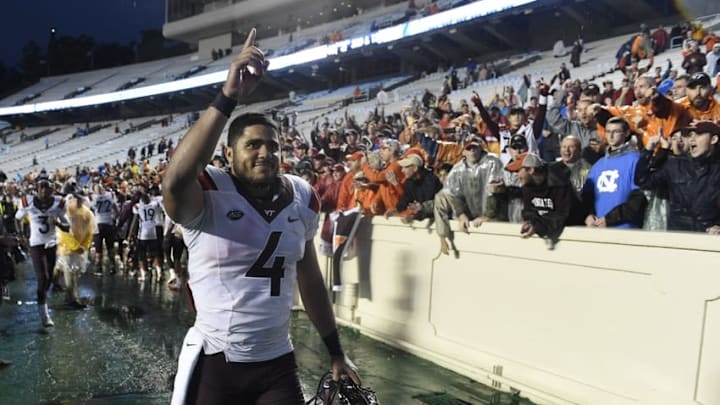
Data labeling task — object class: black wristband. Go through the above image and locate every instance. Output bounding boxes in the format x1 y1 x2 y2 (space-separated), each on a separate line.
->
210 91 238 118
322 329 344 357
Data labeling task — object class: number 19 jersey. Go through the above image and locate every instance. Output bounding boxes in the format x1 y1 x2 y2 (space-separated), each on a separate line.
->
180 166 320 363
133 200 160 240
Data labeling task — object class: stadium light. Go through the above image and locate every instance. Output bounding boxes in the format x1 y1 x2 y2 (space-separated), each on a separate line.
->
0 0 536 118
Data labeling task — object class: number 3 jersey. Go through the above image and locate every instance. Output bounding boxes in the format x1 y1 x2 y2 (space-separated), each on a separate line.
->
181 166 320 362
15 195 67 247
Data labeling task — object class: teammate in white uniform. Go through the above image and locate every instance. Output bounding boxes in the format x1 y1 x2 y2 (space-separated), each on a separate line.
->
162 29 359 405
15 176 69 327
163 215 185 290
90 184 118 274
150 189 166 270
129 193 162 282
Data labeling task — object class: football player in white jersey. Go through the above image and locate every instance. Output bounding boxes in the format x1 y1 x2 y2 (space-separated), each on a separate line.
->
163 215 186 291
163 29 359 405
15 176 69 327
149 186 166 270
129 192 162 282
90 183 119 274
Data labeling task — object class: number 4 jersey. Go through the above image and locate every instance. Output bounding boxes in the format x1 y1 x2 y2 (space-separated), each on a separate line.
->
180 165 320 363
15 195 67 247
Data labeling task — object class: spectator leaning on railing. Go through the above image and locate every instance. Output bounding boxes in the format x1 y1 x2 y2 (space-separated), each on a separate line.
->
433 140 503 256
582 117 647 229
504 152 585 247
385 153 442 224
487 134 528 224
359 138 404 215
335 152 364 212
635 120 720 234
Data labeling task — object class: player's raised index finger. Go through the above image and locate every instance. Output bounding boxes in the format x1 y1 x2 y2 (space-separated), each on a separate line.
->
243 28 256 49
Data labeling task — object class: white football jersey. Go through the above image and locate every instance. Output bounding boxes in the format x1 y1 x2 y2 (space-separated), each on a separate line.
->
91 191 117 225
133 200 160 240
15 195 67 247
181 166 320 362
152 195 165 230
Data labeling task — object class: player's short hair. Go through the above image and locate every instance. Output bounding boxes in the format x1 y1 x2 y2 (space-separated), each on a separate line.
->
227 113 278 147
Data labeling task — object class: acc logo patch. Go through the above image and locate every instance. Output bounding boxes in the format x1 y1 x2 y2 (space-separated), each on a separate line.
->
226 210 244 220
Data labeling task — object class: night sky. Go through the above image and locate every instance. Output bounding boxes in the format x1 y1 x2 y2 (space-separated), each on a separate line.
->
2 0 165 67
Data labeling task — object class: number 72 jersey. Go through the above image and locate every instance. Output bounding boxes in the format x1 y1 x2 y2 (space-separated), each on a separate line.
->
91 191 117 225
15 195 67 247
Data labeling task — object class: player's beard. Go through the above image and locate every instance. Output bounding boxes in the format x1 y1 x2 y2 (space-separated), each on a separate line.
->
231 155 279 187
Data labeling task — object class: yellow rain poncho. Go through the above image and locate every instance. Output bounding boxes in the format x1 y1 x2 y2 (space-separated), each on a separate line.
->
57 200 95 256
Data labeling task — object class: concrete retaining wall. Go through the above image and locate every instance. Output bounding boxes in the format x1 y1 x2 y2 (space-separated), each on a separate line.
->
318 218 720 405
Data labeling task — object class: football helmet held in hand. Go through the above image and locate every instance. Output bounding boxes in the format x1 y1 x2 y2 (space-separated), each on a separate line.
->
308 372 380 405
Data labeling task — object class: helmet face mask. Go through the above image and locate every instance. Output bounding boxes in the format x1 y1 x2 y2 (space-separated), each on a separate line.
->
310 372 381 405
311 372 337 405
336 378 380 405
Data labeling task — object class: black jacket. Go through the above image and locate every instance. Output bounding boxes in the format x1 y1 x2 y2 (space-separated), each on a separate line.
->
635 149 720 232
522 163 586 240
397 167 443 220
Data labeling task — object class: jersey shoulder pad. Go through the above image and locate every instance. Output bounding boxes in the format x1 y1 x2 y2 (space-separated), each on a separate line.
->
198 166 220 191
285 174 321 213
308 187 320 213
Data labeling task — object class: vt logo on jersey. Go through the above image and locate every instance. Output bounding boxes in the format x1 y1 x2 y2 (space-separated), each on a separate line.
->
226 210 244 220
597 170 620 193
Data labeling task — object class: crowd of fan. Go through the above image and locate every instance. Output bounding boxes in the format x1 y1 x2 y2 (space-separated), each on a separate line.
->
1 22 720 297
265 22 720 254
